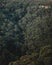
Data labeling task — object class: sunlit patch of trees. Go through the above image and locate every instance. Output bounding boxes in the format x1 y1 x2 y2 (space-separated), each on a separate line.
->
8 45 52 65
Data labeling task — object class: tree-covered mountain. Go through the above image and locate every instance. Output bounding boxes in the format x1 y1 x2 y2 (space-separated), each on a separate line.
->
0 0 52 65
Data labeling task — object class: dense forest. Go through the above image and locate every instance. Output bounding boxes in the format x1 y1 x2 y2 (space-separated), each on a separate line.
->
0 0 52 65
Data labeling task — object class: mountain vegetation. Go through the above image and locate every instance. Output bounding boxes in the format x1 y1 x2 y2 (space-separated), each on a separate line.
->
9 45 52 65
0 0 52 65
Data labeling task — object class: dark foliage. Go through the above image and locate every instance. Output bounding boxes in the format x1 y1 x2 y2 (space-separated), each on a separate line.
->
0 0 52 65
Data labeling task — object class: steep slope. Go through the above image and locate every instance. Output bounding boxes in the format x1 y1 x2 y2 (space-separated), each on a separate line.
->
0 0 52 65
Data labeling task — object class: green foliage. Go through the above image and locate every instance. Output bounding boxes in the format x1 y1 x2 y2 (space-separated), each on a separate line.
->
8 45 52 65
0 0 52 65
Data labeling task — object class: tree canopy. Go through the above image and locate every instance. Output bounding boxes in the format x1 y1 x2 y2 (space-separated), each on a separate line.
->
0 0 52 65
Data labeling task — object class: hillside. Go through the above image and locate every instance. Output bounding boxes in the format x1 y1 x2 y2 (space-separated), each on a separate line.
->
0 0 52 65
